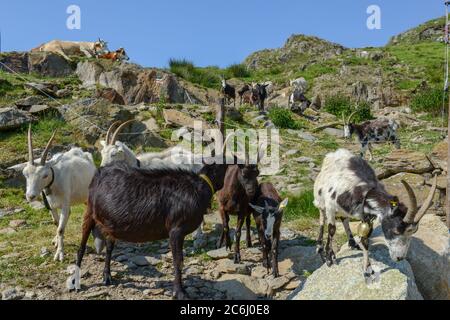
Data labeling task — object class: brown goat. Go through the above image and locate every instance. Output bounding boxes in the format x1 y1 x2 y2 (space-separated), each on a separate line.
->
249 183 288 277
217 163 260 263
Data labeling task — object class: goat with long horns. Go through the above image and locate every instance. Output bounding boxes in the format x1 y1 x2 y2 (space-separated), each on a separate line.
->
22 125 97 261
313 148 437 282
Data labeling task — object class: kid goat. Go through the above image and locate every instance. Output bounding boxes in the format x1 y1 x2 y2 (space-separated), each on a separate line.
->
23 125 97 261
343 111 400 161
313 148 437 280
249 183 288 277
75 137 236 299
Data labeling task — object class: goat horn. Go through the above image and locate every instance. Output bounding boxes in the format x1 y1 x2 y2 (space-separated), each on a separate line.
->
40 129 57 165
222 133 235 154
413 175 438 224
105 121 120 145
27 124 34 165
401 180 418 223
347 110 358 124
111 120 135 145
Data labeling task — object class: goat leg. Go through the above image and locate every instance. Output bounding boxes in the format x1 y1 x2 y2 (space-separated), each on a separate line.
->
325 223 336 267
54 206 70 262
361 236 379 284
103 239 115 286
234 216 245 264
341 218 361 250
272 234 279 278
316 210 326 262
245 215 252 248
169 228 187 300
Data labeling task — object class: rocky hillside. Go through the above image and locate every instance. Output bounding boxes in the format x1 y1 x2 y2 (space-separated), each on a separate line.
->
0 16 448 301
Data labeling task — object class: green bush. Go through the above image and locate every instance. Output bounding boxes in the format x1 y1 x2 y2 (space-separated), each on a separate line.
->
324 95 373 123
168 58 221 89
410 87 448 115
0 79 14 96
268 107 302 129
225 64 251 78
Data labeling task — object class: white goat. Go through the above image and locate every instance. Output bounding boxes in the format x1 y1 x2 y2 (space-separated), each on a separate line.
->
22 125 97 261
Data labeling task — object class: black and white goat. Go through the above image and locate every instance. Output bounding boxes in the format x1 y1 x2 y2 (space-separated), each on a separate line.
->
288 88 311 114
249 183 288 277
22 125 97 261
221 78 236 107
343 111 400 161
75 136 237 299
313 148 437 281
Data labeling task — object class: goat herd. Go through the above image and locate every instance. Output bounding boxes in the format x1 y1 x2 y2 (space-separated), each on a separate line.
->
20 102 438 299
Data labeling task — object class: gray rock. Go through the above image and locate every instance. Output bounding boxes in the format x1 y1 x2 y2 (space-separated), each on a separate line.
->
2 288 24 300
129 255 160 267
115 255 129 263
214 274 269 300
407 215 450 300
207 247 233 260
294 156 314 164
29 201 45 210
28 105 51 115
15 96 45 108
290 240 423 300
0 107 33 131
323 127 344 138
216 259 251 275
297 131 317 142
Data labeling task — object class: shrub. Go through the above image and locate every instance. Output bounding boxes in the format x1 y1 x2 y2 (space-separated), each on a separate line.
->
410 87 448 115
226 64 251 78
168 58 220 89
268 107 302 129
324 95 373 123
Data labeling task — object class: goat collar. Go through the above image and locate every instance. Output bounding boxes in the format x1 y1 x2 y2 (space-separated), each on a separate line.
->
199 174 215 195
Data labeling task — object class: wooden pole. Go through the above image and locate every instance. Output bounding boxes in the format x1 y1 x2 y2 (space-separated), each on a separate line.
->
447 93 449 230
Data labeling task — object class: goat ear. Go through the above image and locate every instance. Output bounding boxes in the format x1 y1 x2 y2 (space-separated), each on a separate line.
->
278 198 289 210
249 203 264 214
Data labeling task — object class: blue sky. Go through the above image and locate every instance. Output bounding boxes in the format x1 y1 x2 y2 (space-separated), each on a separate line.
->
0 0 445 68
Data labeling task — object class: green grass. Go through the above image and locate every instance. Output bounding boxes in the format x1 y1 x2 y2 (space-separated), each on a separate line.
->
323 95 373 123
410 86 448 115
283 190 319 222
0 112 83 167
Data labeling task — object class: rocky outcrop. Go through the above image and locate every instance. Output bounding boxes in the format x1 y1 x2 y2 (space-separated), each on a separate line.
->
58 98 166 147
0 107 34 131
76 61 206 105
0 52 74 77
376 149 434 180
290 240 423 300
407 214 449 300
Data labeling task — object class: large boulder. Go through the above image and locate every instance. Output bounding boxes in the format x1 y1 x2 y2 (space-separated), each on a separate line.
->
376 149 434 180
0 107 33 131
407 214 449 300
76 61 205 105
58 99 166 147
290 236 423 300
0 52 74 77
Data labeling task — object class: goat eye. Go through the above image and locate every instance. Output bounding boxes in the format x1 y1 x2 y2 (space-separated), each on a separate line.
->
43 175 48 179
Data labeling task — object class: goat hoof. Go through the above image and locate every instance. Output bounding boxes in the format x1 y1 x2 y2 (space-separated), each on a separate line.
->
233 253 241 264
103 274 113 286
273 271 280 278
173 290 187 300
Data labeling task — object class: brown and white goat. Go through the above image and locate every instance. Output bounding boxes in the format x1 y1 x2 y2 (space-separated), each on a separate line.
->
343 111 400 161
314 148 437 281
75 140 236 299
249 183 288 277
98 47 129 62
238 84 252 106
